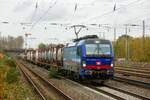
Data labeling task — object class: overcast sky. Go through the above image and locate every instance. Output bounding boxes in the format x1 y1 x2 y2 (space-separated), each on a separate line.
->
0 0 150 48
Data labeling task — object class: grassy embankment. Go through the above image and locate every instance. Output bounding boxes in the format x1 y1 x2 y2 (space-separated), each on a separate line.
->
0 53 37 100
48 67 61 79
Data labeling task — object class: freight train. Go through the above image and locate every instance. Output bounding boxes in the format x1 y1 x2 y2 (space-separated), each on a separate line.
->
24 35 114 82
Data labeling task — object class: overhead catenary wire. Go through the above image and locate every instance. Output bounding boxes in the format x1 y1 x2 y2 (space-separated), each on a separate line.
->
113 0 117 11
30 0 39 23
123 12 150 24
84 0 150 31
30 0 58 31
68 0 78 24
80 0 145 24
29 0 145 28
27 0 150 36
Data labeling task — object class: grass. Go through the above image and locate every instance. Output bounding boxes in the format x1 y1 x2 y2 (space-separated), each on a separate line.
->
5 67 20 84
0 53 38 100
3 80 38 100
0 56 19 84
4 57 17 68
48 67 61 79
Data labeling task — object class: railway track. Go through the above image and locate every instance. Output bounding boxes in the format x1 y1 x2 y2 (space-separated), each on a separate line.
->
115 66 150 72
116 63 150 68
17 62 46 100
115 69 150 79
114 76 150 89
84 83 149 100
18 59 126 100
17 60 72 100
103 84 150 100
17 58 150 100
60 76 148 100
115 67 150 74
85 84 125 100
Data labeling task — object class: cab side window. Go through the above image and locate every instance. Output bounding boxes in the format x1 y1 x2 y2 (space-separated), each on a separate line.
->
77 46 82 57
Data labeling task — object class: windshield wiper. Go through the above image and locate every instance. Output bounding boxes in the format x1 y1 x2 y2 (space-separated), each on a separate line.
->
93 46 98 55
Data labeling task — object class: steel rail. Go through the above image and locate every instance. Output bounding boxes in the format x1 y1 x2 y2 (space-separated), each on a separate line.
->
17 62 47 100
114 76 150 89
19 61 72 100
104 84 150 100
85 84 125 100
115 67 150 74
115 70 150 79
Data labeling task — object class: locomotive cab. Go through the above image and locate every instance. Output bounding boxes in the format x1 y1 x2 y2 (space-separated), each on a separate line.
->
80 39 114 79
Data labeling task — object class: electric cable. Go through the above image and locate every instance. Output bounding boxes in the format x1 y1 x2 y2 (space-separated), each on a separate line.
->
80 0 145 24
30 0 39 23
30 0 58 30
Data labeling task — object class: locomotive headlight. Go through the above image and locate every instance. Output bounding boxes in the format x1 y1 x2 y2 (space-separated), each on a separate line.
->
82 61 86 67
111 63 113 67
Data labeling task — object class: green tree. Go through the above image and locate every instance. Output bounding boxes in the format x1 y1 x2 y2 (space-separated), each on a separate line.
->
114 34 132 59
38 43 47 49
114 35 150 62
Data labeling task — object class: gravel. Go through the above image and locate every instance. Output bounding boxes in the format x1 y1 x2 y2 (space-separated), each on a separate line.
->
97 86 140 100
24 62 114 100
115 73 150 85
105 79 150 99
24 61 150 100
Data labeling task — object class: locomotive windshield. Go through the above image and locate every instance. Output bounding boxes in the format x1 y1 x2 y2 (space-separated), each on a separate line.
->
86 43 111 56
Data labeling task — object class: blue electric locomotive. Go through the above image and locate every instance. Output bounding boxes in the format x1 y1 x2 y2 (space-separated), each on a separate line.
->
63 35 114 80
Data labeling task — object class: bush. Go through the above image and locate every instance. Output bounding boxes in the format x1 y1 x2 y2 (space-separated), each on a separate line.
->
4 58 16 68
48 68 60 79
5 67 20 84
